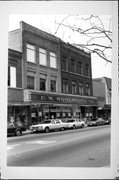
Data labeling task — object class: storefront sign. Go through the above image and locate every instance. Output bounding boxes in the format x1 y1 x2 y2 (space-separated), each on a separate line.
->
30 92 97 106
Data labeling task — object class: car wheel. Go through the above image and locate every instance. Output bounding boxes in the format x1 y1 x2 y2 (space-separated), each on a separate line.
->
15 129 22 136
81 124 84 128
45 127 49 133
60 127 65 131
72 125 76 129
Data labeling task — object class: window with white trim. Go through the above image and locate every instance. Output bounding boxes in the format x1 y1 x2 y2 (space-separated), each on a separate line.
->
39 48 47 66
8 66 16 87
50 52 57 68
26 44 35 63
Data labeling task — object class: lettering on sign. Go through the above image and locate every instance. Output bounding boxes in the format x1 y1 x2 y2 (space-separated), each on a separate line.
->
30 93 97 105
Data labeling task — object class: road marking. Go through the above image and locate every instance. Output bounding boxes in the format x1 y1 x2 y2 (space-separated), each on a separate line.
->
26 141 56 145
7 144 20 150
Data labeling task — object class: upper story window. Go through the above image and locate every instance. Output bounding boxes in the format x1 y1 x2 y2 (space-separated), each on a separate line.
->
39 74 47 91
79 82 84 95
40 78 46 91
39 48 47 66
50 52 57 69
62 79 68 94
71 58 76 73
86 83 90 96
62 56 67 71
27 76 35 89
85 64 90 77
8 66 16 88
27 71 35 89
72 81 76 94
26 44 35 63
51 80 56 92
78 62 83 75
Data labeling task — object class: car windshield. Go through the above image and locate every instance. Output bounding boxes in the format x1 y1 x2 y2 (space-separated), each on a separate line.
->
67 120 75 123
43 120 52 124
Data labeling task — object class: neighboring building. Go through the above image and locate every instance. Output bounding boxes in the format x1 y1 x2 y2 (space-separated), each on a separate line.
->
60 41 97 119
93 77 111 119
8 21 98 126
8 49 29 127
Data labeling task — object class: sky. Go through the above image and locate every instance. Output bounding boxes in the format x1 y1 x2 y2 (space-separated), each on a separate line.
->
9 14 112 79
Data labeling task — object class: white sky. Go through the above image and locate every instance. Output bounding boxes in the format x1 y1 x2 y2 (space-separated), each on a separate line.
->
9 14 112 79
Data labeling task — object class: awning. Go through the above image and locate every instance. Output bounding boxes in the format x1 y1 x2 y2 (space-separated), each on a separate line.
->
8 102 31 106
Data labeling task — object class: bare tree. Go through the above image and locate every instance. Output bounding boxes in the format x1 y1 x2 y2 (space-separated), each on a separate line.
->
54 15 112 63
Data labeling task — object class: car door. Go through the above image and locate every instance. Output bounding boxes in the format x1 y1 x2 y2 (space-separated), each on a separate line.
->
7 124 15 135
49 120 57 130
76 119 82 127
55 120 62 130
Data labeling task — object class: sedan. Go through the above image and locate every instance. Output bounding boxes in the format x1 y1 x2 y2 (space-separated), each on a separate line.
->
96 118 105 126
7 124 26 136
87 118 106 127
65 118 85 130
87 119 97 126
104 118 111 125
30 119 67 133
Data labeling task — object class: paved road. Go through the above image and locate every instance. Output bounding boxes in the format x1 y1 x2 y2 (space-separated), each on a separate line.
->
7 125 110 167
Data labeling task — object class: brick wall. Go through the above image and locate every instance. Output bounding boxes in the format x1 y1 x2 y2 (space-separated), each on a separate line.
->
8 29 22 52
8 88 23 102
61 43 93 96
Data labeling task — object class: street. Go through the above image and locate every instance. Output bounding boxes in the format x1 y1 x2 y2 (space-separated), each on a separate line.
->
7 125 110 167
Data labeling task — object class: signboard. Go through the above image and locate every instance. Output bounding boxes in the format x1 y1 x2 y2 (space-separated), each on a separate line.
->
29 92 97 106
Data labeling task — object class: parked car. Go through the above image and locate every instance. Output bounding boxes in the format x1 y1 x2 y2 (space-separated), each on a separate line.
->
96 118 105 126
104 118 111 125
30 119 67 133
87 118 105 127
7 123 26 136
65 118 85 129
87 119 97 126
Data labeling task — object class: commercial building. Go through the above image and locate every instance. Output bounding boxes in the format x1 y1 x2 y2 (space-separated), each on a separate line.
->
93 77 111 119
8 21 98 127
8 48 29 127
60 41 97 119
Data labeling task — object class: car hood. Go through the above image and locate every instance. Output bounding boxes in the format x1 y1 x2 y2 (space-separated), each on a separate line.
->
30 123 51 128
87 121 96 124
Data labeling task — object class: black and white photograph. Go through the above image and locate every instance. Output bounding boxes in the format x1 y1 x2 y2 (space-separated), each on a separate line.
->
0 1 118 179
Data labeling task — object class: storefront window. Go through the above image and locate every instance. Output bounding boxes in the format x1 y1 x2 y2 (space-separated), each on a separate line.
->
8 106 29 127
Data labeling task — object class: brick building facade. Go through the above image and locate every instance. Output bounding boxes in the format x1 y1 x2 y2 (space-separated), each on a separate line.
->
8 21 98 127
93 77 111 119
